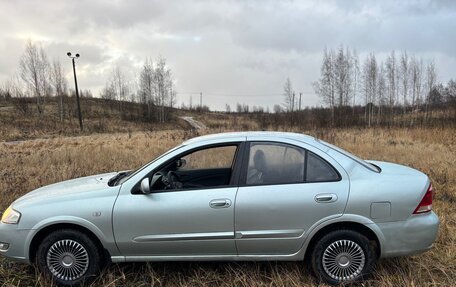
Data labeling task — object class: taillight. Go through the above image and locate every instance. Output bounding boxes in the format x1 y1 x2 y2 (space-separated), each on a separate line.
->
413 183 433 214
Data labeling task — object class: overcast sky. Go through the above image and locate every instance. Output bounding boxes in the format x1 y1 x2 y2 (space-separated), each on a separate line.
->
0 0 455 110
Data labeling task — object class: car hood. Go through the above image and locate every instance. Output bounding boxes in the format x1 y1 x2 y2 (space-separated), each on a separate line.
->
13 172 118 207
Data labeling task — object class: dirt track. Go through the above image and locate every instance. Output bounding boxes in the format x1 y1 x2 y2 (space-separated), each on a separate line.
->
180 116 207 130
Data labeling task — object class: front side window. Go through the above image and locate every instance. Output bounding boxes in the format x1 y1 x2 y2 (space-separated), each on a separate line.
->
150 145 238 191
180 146 236 170
246 143 305 185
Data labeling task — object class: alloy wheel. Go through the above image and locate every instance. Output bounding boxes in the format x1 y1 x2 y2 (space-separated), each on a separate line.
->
322 239 366 281
46 239 90 281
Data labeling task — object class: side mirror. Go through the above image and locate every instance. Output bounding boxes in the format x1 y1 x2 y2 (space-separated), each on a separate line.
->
140 177 151 194
176 158 186 168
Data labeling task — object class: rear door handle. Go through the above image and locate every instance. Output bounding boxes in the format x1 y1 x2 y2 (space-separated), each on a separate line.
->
209 199 232 208
315 193 338 203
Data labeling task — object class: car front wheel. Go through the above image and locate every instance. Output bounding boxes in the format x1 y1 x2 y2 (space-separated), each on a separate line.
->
311 229 377 285
35 229 102 286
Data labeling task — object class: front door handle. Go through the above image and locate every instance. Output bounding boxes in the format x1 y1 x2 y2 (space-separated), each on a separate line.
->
209 199 232 208
315 193 338 203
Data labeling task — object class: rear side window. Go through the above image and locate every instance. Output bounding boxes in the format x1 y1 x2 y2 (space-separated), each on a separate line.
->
246 143 305 185
306 152 340 182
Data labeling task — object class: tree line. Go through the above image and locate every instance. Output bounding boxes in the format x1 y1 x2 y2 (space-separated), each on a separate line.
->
311 45 455 126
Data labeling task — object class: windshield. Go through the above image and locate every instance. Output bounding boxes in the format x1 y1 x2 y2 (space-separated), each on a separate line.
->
114 144 185 186
318 140 380 173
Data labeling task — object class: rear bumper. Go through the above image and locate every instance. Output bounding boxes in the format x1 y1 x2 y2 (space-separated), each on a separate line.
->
377 211 439 258
0 222 31 264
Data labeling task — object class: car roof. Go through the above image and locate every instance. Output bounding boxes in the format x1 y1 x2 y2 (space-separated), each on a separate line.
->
182 131 318 146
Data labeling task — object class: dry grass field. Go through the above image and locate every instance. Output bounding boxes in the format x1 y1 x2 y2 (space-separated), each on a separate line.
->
0 127 454 286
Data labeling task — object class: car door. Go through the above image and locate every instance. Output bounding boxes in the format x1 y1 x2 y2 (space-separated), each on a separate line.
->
112 143 244 257
234 138 349 255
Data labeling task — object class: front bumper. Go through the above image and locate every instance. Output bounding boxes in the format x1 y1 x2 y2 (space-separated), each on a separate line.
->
0 222 32 264
377 211 439 258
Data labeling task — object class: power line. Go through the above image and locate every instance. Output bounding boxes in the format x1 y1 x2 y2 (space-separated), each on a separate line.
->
176 91 315 97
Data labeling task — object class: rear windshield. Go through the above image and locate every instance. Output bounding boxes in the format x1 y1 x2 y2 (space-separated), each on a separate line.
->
318 140 380 173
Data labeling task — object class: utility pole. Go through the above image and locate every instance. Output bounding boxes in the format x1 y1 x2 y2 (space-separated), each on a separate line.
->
200 92 202 108
299 92 302 111
67 52 83 131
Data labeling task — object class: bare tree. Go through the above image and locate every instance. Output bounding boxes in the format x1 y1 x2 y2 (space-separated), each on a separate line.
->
51 59 68 121
335 46 345 107
101 66 130 115
155 56 167 122
334 45 352 107
400 51 409 109
385 51 397 111
19 40 51 114
351 49 360 110
111 66 129 113
313 48 336 124
152 56 175 122
344 48 353 106
282 77 294 112
377 62 387 123
362 53 378 126
424 61 437 123
138 58 155 120
114 67 128 102
409 56 423 109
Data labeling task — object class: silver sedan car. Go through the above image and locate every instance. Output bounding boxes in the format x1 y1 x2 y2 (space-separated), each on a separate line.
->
0 132 439 286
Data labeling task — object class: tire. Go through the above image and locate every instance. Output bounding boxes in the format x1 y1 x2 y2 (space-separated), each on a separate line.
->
311 229 376 285
35 229 102 287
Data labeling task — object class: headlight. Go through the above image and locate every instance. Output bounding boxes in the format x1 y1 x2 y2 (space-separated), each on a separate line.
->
1 206 21 224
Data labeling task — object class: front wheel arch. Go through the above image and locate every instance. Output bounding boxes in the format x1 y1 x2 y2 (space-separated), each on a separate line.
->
29 223 110 265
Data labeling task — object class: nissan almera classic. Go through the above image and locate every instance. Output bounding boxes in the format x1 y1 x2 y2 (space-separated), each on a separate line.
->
0 132 439 286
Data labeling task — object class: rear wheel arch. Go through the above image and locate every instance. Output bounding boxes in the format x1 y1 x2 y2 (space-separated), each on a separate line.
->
29 223 110 264
304 221 381 261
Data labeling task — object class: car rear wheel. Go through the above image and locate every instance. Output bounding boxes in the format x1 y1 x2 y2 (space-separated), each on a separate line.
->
35 229 102 286
311 229 376 285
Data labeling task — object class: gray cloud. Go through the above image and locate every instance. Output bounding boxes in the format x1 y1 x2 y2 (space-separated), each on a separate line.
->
0 0 455 110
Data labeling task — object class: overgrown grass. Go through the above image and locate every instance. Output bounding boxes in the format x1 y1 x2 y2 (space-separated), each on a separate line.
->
0 127 454 286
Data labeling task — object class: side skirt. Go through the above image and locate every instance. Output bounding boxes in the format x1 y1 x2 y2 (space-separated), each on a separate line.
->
111 253 304 263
